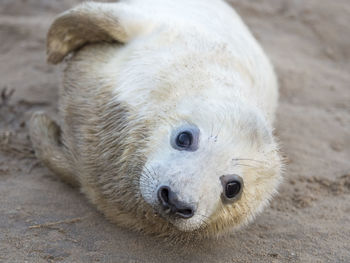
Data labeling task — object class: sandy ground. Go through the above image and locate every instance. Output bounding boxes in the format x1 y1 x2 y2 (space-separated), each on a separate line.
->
0 0 349 262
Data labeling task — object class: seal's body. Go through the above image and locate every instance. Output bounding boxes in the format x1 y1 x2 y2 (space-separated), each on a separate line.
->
30 0 282 239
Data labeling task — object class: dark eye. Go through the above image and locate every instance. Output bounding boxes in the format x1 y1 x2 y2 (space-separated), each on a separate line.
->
171 125 200 151
220 174 244 203
176 132 193 148
225 181 241 199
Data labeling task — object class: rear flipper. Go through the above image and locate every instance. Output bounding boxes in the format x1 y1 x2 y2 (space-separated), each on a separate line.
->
29 112 79 187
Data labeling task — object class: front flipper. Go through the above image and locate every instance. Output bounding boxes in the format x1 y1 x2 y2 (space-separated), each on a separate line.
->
29 112 79 187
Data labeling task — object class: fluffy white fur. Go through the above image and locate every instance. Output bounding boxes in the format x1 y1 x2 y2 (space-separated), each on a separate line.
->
30 0 282 238
99 0 280 231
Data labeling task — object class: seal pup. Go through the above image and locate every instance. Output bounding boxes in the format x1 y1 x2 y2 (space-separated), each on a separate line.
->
29 0 282 239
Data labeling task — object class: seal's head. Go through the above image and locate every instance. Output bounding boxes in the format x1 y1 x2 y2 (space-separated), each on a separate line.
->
30 1 282 239
138 98 281 235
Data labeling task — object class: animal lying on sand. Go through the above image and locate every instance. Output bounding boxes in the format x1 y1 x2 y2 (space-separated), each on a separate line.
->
29 0 282 239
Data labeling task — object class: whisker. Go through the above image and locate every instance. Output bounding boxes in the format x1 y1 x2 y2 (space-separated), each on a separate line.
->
231 157 270 170
137 165 159 190
195 213 211 230
233 163 258 168
232 158 265 163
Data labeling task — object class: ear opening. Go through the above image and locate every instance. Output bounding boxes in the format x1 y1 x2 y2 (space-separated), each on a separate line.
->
47 2 146 64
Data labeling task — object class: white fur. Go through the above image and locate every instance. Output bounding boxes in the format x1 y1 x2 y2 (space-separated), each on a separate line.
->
103 0 277 122
42 0 281 234
90 0 279 231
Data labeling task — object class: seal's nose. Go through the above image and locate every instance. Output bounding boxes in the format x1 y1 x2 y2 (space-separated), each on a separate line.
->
157 186 195 219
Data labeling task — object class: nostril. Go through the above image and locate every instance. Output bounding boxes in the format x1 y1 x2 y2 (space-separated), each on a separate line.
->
176 208 194 218
160 187 169 203
158 186 170 207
